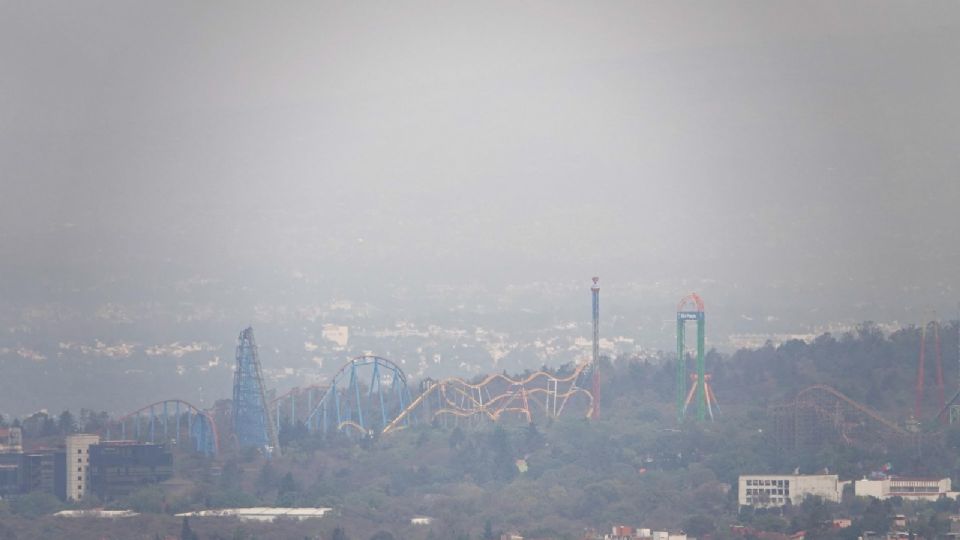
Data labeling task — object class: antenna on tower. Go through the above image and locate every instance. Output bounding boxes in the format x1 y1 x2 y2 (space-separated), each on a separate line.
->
590 277 600 420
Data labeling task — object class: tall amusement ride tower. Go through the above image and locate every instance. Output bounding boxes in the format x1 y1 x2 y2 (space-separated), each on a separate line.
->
233 327 281 456
676 293 712 422
591 277 600 420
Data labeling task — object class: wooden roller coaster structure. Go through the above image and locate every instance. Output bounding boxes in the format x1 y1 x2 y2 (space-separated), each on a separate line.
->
770 384 912 452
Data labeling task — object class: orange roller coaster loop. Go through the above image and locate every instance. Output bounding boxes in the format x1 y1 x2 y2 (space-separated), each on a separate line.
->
383 363 595 434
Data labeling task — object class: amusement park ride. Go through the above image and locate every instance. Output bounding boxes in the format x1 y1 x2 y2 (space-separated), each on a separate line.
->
103 290 960 460
95 281 726 458
233 327 280 456
933 309 960 424
675 293 722 422
104 278 616 456
590 277 601 420
93 280 960 462
915 319 945 422
772 313 960 451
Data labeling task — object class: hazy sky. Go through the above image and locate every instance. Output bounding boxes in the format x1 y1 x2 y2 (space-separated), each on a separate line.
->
2 1 959 318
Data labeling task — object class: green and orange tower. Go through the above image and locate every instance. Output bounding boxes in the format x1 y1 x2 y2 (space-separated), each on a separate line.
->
676 293 708 422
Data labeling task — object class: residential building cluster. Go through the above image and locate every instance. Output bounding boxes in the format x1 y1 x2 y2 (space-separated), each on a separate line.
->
583 526 688 540
729 525 808 540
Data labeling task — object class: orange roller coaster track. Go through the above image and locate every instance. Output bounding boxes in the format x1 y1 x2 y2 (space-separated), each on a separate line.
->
383 363 595 434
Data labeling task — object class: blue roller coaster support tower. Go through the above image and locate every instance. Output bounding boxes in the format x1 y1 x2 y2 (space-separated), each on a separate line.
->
233 327 281 456
304 356 412 436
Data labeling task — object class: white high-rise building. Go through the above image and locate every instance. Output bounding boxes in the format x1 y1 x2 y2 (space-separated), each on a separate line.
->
65 434 100 501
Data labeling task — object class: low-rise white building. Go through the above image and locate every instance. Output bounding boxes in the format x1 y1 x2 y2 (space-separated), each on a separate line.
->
600 526 686 540
54 510 139 518
176 507 332 522
739 474 846 507
855 477 958 501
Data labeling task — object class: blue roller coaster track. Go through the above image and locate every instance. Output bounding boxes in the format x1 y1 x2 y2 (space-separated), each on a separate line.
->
103 399 219 457
294 356 413 436
233 327 280 456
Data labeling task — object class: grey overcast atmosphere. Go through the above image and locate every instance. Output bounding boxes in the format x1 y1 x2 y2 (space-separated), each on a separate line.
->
1 1 959 415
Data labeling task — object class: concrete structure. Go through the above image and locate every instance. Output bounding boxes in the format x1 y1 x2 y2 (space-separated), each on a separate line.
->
855 476 958 501
0 427 22 453
88 441 173 500
739 474 845 507
0 450 66 499
322 324 349 347
730 525 806 540
65 434 100 501
176 507 332 522
0 462 18 497
54 510 139 518
595 527 685 540
24 452 64 497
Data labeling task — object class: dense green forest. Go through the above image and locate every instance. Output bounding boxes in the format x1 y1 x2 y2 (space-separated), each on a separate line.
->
1 323 959 540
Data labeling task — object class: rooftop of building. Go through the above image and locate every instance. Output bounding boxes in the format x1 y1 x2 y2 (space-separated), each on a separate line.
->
176 507 333 519
54 510 139 518
741 474 838 478
859 476 947 482
96 440 162 446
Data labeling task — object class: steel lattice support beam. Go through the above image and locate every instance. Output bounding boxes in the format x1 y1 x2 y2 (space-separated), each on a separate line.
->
385 363 594 433
104 399 219 456
771 384 911 452
915 321 945 422
304 356 413 437
232 327 280 456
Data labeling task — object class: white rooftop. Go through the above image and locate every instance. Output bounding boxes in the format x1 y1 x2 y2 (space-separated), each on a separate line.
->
54 510 139 518
176 507 333 522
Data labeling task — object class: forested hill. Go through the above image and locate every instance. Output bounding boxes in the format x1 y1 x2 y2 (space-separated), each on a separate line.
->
605 321 960 424
4 322 960 540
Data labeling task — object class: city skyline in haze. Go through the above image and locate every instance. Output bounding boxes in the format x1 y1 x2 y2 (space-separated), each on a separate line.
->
1 1 958 365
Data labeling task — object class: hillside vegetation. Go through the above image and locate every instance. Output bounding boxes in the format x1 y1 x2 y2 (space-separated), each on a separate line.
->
2 322 960 540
